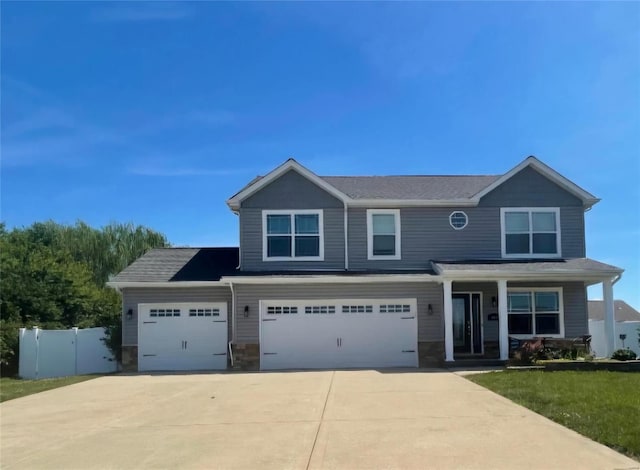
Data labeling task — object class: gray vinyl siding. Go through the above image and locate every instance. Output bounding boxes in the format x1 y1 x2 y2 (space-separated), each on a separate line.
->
347 169 586 269
234 282 443 344
478 167 583 207
121 286 232 346
240 169 345 271
348 207 501 270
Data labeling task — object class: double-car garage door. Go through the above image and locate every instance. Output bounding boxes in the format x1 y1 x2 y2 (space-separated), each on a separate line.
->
138 303 228 371
260 298 418 370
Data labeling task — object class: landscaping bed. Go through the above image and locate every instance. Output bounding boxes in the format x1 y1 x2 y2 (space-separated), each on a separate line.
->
468 370 640 461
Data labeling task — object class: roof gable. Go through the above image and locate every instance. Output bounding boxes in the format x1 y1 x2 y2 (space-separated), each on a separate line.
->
226 159 349 210
472 156 599 208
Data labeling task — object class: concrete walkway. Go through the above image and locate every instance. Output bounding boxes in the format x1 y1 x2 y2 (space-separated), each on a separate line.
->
1 370 637 469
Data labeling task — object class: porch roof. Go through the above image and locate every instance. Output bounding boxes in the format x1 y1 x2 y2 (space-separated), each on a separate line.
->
431 258 623 284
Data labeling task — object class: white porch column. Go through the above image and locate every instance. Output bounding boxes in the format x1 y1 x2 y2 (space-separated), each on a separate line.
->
498 280 509 361
603 278 615 357
443 279 454 362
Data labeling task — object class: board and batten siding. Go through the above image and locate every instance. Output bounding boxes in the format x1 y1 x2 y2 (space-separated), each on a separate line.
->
240 169 345 271
234 282 443 344
121 287 232 346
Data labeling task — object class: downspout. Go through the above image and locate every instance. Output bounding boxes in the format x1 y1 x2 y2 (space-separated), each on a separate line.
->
228 281 236 367
343 202 349 270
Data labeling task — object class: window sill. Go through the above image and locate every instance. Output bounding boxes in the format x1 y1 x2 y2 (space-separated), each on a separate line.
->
263 257 325 262
502 253 562 259
367 255 402 261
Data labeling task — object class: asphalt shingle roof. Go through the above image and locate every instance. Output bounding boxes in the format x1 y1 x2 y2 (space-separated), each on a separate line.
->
321 175 500 200
110 247 239 283
588 300 640 322
432 258 623 274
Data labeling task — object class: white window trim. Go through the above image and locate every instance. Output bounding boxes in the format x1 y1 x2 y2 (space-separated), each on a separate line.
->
262 210 324 261
367 209 401 260
449 211 468 230
500 207 562 259
506 287 565 339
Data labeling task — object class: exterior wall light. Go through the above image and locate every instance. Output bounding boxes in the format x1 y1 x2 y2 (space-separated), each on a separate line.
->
126 309 133 320
244 305 250 318
427 304 433 315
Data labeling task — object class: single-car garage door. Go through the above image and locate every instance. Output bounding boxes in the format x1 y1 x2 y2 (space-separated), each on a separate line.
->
138 302 228 371
260 298 418 370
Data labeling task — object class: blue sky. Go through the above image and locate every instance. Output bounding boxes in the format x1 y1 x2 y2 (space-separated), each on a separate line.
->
2 2 639 308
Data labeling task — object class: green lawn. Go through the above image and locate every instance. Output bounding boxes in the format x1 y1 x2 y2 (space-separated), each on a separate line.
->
468 370 640 460
0 376 99 403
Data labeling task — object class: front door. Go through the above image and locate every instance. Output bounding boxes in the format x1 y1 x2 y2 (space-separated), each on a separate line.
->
452 293 482 355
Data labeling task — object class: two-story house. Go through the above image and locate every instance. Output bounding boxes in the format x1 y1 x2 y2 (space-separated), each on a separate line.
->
108 156 623 371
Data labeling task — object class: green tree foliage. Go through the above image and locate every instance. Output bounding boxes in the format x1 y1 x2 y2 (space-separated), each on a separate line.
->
0 221 169 374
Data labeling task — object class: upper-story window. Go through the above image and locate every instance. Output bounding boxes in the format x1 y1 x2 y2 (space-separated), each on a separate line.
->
367 209 401 260
500 208 561 258
262 210 324 261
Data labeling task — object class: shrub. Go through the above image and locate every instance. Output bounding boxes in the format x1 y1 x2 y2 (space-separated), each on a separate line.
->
611 349 637 361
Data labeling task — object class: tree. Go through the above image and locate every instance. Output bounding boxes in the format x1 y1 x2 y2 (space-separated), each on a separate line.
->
0 221 169 374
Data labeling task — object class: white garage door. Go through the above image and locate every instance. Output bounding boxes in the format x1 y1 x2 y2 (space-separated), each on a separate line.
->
260 299 418 370
138 303 228 371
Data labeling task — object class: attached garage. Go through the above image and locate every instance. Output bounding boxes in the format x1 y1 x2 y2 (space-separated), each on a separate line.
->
260 298 418 370
138 302 228 371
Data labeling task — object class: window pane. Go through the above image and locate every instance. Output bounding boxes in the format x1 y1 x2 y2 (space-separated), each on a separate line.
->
295 214 319 234
373 234 396 255
267 215 291 234
295 237 320 257
535 292 559 312
532 233 557 254
505 212 529 232
506 234 529 254
508 293 532 312
372 214 396 235
532 212 556 231
267 236 291 257
508 314 532 334
536 314 560 334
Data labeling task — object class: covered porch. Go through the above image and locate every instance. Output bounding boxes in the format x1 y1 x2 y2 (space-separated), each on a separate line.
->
432 259 624 362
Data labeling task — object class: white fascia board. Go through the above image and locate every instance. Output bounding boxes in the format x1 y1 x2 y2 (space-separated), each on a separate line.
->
348 199 478 207
220 274 439 284
471 156 600 209
439 270 622 282
106 281 229 289
226 159 350 210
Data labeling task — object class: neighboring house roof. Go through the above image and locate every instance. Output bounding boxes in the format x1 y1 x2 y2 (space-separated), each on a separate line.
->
226 156 600 210
588 300 640 322
109 247 239 284
432 258 623 282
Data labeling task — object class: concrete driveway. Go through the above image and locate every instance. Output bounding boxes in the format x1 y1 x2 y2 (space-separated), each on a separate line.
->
1 370 637 470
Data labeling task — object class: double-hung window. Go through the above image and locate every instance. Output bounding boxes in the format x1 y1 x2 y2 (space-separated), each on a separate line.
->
367 209 401 260
507 289 563 337
263 210 323 261
501 208 561 258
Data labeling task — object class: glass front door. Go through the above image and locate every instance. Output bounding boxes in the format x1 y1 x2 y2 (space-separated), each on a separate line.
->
452 293 482 355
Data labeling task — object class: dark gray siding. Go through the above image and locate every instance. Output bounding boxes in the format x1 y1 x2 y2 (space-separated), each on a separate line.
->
240 170 345 271
234 282 443 343
121 286 232 346
478 167 583 207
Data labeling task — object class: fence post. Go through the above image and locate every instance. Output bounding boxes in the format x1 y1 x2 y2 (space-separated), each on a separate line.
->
72 327 79 375
33 326 40 379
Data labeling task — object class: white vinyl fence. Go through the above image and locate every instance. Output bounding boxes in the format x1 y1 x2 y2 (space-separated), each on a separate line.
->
588 320 640 358
19 327 118 379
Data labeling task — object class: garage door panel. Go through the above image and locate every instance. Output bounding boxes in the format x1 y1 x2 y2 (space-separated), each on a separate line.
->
260 299 417 370
138 303 228 371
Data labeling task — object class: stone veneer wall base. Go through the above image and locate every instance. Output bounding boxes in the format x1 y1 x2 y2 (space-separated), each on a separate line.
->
121 346 138 372
231 343 260 371
418 341 444 367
